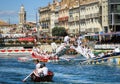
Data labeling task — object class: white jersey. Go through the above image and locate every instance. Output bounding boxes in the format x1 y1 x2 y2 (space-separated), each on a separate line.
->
64 36 70 43
114 47 120 53
42 67 48 76
36 63 41 70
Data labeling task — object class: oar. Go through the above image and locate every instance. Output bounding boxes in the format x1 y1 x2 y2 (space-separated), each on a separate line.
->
22 71 34 82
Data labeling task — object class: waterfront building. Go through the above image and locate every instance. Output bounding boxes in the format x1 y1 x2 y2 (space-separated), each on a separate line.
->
49 0 60 36
38 0 120 36
53 0 60 27
108 0 120 32
80 0 102 34
58 0 69 32
0 20 9 29
102 0 109 33
19 5 26 32
69 0 79 35
39 3 51 35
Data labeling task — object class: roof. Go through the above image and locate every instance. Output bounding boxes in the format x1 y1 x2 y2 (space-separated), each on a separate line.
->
0 20 9 26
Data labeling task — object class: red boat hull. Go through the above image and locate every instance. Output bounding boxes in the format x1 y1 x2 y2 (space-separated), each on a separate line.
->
31 52 59 62
32 53 49 62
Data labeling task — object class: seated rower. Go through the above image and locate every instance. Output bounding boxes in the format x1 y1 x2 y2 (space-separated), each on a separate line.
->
34 63 48 77
41 63 48 76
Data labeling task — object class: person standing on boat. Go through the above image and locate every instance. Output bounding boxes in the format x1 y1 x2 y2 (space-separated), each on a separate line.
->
77 34 82 47
64 35 70 45
113 47 120 55
114 47 120 53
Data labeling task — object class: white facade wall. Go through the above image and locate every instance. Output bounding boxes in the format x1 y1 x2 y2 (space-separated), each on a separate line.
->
80 2 102 33
102 0 108 30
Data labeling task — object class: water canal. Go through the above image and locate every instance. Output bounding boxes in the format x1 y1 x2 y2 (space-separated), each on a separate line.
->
0 55 120 84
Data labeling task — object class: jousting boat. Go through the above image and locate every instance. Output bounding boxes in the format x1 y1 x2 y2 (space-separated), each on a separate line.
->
31 52 59 62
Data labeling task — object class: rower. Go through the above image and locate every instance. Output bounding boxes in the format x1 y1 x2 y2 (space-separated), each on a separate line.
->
42 63 48 76
34 59 41 70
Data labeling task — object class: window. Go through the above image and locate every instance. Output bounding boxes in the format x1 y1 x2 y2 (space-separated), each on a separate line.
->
117 5 120 12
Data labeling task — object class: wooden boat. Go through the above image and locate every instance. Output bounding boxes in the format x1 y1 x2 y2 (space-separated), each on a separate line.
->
31 71 54 82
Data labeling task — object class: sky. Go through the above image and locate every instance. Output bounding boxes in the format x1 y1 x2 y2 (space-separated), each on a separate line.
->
0 0 53 24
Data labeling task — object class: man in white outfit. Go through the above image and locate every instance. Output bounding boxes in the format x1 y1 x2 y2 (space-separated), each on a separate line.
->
64 35 70 45
77 35 82 47
114 47 120 53
34 59 41 70
42 63 48 76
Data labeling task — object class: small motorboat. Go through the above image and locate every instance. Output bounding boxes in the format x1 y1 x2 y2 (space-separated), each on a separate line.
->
31 71 54 82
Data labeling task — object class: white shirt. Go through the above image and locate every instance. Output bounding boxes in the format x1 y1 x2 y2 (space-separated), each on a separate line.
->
36 63 41 70
37 68 43 74
42 67 48 76
64 36 70 42
114 47 120 53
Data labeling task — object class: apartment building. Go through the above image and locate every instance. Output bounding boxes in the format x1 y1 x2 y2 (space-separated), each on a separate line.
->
102 0 109 33
38 0 120 36
108 0 120 32
50 0 60 36
39 3 51 34
80 0 102 34
58 0 69 31
69 0 79 35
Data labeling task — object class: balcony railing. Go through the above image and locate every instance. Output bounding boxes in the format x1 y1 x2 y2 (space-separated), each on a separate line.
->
54 20 59 23
109 20 120 25
111 10 120 13
109 0 120 3
69 18 74 22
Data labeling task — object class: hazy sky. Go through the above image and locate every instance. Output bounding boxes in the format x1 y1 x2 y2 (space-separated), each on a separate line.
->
0 0 53 24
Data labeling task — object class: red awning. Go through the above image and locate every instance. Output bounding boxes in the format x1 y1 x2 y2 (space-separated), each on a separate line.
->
18 37 34 42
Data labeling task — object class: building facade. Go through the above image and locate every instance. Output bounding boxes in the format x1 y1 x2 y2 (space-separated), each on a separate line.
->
58 0 69 31
39 4 51 35
69 0 79 34
38 0 120 36
80 0 102 34
102 0 109 33
49 0 60 36
108 0 120 32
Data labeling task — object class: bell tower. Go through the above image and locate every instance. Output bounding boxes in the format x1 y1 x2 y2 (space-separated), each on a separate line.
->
19 5 26 32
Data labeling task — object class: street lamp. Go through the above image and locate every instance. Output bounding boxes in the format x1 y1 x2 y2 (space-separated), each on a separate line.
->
76 0 80 34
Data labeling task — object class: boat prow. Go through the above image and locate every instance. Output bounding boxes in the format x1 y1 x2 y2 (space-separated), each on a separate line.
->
31 71 54 82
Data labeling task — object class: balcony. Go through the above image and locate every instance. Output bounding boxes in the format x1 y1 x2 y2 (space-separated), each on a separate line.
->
45 17 50 21
109 0 120 3
58 16 69 21
92 13 101 17
109 20 120 25
68 17 74 22
54 19 59 23
75 17 79 21
110 10 120 13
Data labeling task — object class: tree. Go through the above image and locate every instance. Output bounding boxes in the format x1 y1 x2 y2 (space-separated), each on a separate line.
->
52 27 67 36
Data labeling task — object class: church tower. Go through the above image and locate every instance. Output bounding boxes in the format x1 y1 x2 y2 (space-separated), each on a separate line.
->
19 5 26 31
